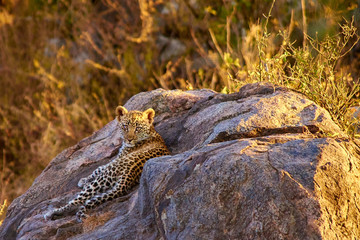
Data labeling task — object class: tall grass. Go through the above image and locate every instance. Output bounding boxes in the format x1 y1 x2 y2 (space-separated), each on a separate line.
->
0 0 359 225
250 2 360 135
0 199 7 225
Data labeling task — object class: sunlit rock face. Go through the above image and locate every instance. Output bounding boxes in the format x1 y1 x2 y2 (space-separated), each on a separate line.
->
1 83 359 240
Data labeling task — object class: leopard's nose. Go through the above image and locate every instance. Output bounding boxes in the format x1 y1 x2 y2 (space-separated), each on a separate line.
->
127 132 136 141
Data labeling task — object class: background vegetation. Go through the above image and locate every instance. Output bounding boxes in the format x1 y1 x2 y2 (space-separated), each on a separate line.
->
0 0 359 224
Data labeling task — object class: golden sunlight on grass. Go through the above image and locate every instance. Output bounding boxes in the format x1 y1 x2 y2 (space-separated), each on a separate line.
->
0 199 7 225
0 11 13 26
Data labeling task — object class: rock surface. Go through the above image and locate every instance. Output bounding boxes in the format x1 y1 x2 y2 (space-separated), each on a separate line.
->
1 82 360 239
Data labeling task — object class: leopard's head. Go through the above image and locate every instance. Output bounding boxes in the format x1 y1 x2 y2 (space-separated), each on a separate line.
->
115 106 156 146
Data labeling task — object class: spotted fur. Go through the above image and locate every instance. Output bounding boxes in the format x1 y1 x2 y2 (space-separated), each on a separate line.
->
44 106 169 222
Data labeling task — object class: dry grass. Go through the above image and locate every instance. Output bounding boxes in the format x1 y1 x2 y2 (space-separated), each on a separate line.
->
0 199 7 225
0 0 359 225
249 3 360 135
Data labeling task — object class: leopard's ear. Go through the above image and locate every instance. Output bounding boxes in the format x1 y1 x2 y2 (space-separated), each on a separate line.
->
143 108 155 125
116 106 128 122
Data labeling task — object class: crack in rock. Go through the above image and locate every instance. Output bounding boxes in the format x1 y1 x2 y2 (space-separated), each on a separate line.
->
210 125 321 144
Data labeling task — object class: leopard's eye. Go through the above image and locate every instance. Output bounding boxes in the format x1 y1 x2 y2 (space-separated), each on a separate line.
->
135 126 142 132
122 124 128 131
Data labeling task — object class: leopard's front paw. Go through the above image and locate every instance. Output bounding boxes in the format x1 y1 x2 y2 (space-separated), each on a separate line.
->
78 177 88 188
43 210 55 221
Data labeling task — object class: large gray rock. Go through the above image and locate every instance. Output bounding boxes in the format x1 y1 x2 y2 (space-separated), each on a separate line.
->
1 83 359 239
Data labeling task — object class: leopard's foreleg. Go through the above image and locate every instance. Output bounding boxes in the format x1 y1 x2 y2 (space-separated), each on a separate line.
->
44 179 104 220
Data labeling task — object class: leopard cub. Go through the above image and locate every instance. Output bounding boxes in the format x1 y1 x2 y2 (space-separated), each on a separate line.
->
44 106 169 222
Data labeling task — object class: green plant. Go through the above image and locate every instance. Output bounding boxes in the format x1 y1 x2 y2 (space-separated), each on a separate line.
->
249 2 360 136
